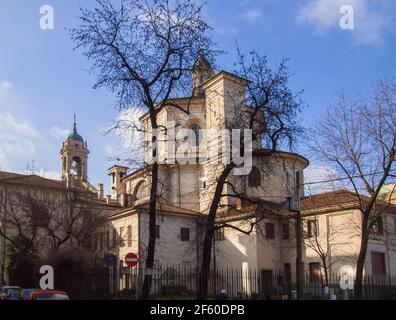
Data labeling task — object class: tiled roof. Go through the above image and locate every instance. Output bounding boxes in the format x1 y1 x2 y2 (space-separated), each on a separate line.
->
253 149 309 166
0 171 66 190
0 171 122 210
280 190 396 215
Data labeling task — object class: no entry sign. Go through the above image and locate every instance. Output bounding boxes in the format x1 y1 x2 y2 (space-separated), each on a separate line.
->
125 252 139 267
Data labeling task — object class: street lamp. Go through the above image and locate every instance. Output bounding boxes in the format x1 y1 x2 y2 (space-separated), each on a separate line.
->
287 195 304 300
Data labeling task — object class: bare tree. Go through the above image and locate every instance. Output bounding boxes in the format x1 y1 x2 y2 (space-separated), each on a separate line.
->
197 50 304 299
0 185 106 284
308 77 396 298
70 0 216 299
46 190 107 251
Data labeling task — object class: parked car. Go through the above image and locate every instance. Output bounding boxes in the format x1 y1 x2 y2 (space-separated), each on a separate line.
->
30 290 70 300
1 286 22 300
20 288 40 300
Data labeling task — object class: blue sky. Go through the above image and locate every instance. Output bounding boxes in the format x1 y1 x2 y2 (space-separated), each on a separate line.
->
0 0 395 193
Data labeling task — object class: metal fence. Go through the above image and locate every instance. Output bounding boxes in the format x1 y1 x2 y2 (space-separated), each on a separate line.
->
39 265 396 300
114 265 396 300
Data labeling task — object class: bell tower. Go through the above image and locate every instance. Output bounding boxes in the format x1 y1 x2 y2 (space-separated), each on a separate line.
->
192 54 214 96
60 113 89 187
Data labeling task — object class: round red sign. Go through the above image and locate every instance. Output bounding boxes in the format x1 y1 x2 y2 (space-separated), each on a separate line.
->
125 252 139 267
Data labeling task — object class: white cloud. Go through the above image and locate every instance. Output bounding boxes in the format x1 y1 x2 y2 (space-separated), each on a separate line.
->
0 81 56 175
36 169 60 180
0 112 41 169
50 126 70 140
304 164 340 195
105 107 145 162
0 81 12 91
240 8 264 24
296 0 394 46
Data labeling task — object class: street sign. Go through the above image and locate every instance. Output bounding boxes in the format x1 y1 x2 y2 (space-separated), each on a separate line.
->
125 252 138 267
103 253 117 267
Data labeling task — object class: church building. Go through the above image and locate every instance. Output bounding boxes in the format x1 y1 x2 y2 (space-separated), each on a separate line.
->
1 58 396 296
94 57 396 296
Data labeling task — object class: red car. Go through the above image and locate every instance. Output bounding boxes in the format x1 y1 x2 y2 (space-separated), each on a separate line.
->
30 290 70 300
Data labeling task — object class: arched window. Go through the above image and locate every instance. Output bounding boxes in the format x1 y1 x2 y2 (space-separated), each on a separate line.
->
133 180 149 201
189 123 201 146
71 156 81 177
248 166 261 187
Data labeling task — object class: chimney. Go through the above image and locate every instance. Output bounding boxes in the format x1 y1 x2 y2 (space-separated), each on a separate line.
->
97 183 104 199
120 193 125 207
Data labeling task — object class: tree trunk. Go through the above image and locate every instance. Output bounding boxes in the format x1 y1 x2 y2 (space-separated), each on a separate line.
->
140 116 159 300
197 164 233 300
295 210 304 299
355 217 369 300
323 263 329 287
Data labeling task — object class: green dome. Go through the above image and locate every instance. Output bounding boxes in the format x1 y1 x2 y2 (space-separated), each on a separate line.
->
66 114 84 142
67 129 84 142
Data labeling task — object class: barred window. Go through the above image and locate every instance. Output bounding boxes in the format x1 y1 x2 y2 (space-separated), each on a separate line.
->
248 166 261 187
307 220 318 238
106 230 110 249
214 228 225 241
265 223 275 239
112 228 117 248
180 228 190 241
120 227 125 247
282 223 290 240
127 225 132 246
156 225 160 239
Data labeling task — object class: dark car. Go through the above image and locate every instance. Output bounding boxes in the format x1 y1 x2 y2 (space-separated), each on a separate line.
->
1 286 22 300
21 288 40 300
30 290 70 300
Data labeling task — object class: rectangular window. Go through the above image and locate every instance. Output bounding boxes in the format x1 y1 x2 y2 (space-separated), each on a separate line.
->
374 218 384 235
100 232 104 250
156 225 160 239
127 225 132 247
120 227 125 247
94 233 98 251
85 235 91 250
309 262 321 282
106 230 110 249
372 252 386 275
112 228 117 248
307 220 318 238
394 217 396 235
282 223 290 240
180 228 190 241
214 228 225 241
265 223 275 239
